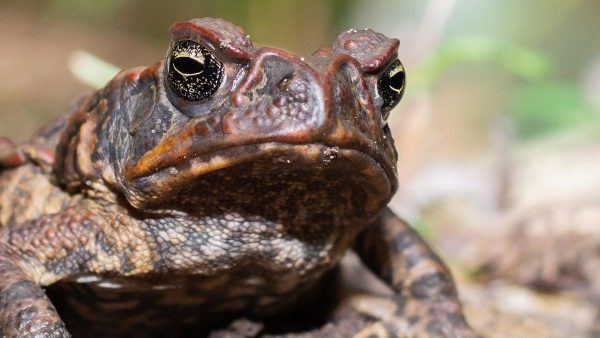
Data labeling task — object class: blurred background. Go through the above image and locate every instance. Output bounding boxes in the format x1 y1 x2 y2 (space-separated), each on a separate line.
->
0 1 598 337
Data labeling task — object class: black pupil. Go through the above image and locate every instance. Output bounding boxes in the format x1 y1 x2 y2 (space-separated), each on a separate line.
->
378 59 405 115
173 57 204 75
388 71 405 92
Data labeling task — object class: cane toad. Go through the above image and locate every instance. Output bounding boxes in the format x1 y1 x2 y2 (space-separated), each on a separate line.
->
0 18 474 337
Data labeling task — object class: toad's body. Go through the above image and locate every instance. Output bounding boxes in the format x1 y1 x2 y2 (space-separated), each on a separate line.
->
0 18 474 338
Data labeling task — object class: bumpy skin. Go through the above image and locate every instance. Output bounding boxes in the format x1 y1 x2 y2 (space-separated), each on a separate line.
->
0 18 473 337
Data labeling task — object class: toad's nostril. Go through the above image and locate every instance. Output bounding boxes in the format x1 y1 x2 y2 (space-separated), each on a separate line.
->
276 74 294 91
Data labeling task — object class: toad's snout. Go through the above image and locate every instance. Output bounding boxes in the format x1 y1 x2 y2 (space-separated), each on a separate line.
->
223 47 327 142
223 47 384 148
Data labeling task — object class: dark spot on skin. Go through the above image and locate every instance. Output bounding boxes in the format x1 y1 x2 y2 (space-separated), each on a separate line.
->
38 323 70 337
45 248 96 276
426 319 447 336
392 294 406 316
392 230 415 251
0 280 45 309
17 305 40 323
446 311 468 328
408 315 420 325
120 255 136 274
403 250 422 269
405 250 439 269
95 232 116 255
409 272 454 300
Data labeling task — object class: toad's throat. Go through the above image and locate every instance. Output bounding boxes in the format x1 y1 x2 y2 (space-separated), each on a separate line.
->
129 161 384 276
147 150 389 220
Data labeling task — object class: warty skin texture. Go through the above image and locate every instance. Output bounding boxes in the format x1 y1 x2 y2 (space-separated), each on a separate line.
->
0 18 476 337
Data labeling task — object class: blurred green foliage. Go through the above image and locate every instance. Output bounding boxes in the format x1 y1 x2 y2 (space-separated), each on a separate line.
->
5 0 353 52
414 37 553 90
413 36 598 139
44 0 130 25
513 82 594 139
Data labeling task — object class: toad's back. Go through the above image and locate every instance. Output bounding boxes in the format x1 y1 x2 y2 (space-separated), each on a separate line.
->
0 118 75 226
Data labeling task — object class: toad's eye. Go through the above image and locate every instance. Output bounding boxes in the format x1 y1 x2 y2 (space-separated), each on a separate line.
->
167 40 223 101
377 59 405 119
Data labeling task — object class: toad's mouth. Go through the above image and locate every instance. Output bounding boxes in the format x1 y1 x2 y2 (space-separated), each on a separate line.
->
120 141 396 212
124 137 395 180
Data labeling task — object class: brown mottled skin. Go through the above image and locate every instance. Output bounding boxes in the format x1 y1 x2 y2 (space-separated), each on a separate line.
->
0 18 474 338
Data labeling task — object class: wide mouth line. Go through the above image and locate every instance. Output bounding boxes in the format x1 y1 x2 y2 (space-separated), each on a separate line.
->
126 141 395 184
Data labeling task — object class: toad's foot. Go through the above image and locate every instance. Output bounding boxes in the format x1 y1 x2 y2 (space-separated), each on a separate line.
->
352 208 480 337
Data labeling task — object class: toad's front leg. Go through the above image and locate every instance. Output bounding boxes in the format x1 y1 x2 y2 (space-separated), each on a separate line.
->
0 205 150 338
0 259 70 338
0 212 90 338
353 208 477 338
